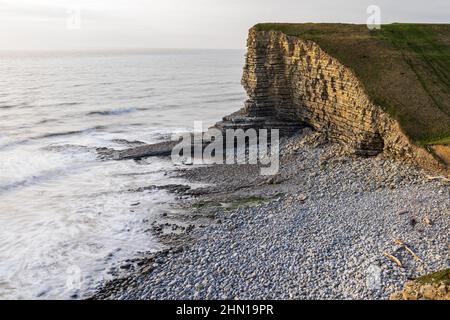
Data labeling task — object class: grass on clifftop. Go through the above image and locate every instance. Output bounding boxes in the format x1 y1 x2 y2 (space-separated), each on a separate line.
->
254 23 450 146
416 268 450 285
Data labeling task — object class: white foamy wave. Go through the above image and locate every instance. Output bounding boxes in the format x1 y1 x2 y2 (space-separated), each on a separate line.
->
0 146 95 192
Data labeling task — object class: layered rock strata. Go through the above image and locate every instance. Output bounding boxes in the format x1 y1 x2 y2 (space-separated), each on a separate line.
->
214 110 303 137
219 28 446 171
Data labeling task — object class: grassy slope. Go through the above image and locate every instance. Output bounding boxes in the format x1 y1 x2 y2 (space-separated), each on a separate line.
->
417 268 450 284
254 23 450 146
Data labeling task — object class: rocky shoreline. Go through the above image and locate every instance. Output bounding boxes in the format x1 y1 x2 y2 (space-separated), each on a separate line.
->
91 129 449 300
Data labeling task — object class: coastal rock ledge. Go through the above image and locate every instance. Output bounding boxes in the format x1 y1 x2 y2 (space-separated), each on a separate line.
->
218 27 448 173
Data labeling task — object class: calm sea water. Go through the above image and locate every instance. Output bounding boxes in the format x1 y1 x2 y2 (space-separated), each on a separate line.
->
0 49 245 299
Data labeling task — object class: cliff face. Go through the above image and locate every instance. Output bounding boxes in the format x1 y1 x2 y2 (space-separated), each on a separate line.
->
241 28 444 170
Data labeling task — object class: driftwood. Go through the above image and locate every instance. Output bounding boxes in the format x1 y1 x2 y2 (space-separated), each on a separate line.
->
423 216 433 226
425 175 450 183
383 252 403 267
394 239 423 263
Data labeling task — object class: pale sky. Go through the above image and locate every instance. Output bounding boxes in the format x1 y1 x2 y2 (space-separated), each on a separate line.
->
0 0 449 50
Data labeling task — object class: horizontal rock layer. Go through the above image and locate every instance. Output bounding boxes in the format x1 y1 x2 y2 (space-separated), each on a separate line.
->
239 28 444 170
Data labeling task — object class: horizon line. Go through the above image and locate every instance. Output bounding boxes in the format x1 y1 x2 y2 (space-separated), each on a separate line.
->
0 47 245 53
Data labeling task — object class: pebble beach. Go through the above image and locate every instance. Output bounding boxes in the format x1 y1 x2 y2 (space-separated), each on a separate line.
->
92 130 449 300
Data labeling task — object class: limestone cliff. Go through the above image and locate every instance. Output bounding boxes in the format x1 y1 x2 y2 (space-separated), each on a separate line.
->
235 28 447 172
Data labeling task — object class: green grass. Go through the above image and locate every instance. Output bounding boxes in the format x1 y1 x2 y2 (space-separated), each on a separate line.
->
220 196 269 211
420 134 450 146
253 23 450 146
416 268 450 285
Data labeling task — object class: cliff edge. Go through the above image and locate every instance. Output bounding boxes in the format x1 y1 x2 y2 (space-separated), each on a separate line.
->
220 23 450 173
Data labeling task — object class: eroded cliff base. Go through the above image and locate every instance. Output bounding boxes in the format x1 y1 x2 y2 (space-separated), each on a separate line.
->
232 26 450 175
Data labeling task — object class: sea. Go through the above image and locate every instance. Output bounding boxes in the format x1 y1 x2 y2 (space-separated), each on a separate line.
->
0 49 246 299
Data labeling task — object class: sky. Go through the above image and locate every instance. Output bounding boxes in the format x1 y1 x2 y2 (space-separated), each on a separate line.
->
0 0 449 50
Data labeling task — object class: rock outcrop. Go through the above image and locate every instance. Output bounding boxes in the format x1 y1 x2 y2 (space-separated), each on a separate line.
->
390 268 450 300
220 27 447 171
